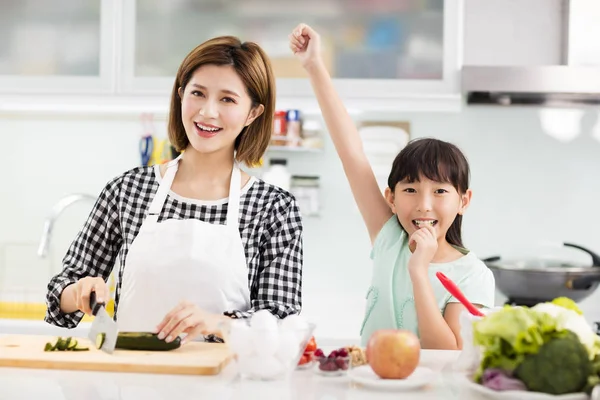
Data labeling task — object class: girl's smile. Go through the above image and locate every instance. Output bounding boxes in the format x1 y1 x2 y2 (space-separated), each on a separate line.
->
412 219 438 229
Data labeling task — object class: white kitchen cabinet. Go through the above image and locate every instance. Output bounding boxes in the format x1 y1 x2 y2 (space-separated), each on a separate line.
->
0 0 462 113
120 0 462 112
0 0 118 95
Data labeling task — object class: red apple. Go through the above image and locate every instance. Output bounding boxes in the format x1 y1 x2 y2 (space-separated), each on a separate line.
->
366 329 420 379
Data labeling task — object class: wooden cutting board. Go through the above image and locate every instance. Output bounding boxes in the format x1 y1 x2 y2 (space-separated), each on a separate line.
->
0 334 232 375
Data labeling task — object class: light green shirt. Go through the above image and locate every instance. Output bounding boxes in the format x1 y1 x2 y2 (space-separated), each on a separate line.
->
360 216 496 346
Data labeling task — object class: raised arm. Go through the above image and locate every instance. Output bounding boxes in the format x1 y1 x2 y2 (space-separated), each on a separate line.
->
289 23 393 243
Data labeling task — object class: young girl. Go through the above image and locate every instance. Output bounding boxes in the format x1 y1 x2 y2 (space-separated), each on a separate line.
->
289 24 495 350
45 36 303 344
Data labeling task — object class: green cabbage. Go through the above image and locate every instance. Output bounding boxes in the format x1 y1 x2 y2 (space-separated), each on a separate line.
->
472 305 568 380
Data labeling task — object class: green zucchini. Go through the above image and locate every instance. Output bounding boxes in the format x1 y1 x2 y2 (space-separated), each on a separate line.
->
43 337 89 352
95 333 106 349
115 332 181 351
56 337 68 351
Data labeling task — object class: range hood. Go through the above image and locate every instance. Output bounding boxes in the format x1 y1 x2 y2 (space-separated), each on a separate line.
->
462 0 600 107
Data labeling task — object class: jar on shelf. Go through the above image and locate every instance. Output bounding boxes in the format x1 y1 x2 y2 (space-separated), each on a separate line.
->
271 110 288 146
286 109 302 147
262 158 291 191
300 119 324 149
290 176 320 217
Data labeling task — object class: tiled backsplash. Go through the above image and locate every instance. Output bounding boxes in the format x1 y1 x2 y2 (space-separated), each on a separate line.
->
1 106 600 339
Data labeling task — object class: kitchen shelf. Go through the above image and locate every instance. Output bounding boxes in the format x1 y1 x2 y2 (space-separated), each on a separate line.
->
267 146 323 153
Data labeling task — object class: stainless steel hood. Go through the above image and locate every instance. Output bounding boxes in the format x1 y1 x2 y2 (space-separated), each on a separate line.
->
462 0 600 107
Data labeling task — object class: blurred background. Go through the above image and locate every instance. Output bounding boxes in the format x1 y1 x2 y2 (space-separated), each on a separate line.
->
1 0 600 344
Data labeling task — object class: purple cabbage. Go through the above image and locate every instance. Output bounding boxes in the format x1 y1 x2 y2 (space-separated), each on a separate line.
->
481 368 528 391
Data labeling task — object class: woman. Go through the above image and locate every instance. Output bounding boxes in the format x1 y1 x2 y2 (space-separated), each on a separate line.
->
45 36 303 345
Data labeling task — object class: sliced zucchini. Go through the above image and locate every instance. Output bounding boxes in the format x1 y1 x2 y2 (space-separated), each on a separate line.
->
95 333 106 349
56 337 68 351
115 332 181 351
43 337 89 352
67 339 78 350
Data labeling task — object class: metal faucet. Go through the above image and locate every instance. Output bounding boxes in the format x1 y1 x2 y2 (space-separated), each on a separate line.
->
37 193 97 258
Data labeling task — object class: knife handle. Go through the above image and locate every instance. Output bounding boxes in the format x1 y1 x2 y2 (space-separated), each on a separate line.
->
435 272 485 317
89 291 105 316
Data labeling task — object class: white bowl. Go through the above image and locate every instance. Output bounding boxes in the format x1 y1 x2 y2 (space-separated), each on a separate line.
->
224 314 316 381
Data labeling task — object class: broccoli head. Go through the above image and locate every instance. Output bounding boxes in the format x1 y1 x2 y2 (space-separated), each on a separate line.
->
514 331 592 395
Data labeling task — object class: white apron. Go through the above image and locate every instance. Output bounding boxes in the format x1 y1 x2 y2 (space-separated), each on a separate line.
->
116 156 251 332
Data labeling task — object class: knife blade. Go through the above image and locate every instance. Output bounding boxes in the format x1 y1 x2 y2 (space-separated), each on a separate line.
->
87 290 118 354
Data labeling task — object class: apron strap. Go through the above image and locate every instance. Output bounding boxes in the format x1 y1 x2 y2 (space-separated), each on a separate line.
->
226 164 241 228
146 155 181 223
144 154 240 227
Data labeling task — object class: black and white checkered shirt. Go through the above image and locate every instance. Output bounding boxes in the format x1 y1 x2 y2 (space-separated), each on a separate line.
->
45 165 303 329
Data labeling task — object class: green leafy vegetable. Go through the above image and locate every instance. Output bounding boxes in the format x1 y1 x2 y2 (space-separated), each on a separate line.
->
472 305 566 380
551 297 583 315
513 331 592 395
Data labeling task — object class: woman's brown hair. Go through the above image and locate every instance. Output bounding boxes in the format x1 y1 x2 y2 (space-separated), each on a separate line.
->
168 36 275 166
387 138 471 248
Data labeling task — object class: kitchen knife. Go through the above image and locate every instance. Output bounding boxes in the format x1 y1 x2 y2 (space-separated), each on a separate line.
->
87 291 118 354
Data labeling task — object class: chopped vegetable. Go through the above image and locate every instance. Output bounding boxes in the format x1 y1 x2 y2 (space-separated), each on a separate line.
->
56 337 68 351
43 337 89 352
95 333 106 349
67 339 78 350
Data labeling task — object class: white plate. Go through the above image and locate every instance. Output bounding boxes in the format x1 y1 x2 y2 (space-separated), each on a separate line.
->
348 365 436 391
457 374 588 400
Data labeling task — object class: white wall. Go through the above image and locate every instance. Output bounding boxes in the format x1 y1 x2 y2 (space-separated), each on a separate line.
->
2 106 600 342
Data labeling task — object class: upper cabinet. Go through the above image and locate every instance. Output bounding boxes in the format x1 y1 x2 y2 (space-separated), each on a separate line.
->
0 0 117 94
1 0 462 112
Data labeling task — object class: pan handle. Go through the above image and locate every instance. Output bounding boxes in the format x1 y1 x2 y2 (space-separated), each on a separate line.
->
563 243 600 267
482 256 501 263
566 274 600 290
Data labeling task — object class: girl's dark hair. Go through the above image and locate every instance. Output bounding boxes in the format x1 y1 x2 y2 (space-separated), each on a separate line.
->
387 138 470 248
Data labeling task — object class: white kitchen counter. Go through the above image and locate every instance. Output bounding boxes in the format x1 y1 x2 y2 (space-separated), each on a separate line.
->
0 349 487 400
0 319 91 337
0 320 501 399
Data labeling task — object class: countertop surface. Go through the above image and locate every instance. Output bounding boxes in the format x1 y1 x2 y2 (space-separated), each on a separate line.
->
0 347 500 400
2 320 593 400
